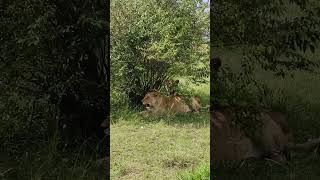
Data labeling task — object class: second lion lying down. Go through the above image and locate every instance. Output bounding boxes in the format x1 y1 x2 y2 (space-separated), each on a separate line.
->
142 91 201 114
212 108 320 162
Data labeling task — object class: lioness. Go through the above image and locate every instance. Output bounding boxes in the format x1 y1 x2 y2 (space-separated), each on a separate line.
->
164 79 180 96
212 108 320 162
142 91 201 114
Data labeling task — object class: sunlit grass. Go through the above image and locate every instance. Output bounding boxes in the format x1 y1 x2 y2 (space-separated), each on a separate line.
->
110 80 210 179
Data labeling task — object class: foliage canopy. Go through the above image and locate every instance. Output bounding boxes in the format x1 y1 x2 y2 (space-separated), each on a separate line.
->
111 0 209 107
0 0 107 152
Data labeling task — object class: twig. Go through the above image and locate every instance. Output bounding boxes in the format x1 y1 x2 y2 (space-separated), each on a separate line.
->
0 168 13 176
265 158 289 170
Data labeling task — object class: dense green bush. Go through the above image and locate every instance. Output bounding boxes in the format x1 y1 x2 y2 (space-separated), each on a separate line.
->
210 0 320 113
0 0 107 152
111 0 209 107
211 0 320 75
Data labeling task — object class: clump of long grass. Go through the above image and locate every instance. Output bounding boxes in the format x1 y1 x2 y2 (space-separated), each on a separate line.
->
177 164 210 180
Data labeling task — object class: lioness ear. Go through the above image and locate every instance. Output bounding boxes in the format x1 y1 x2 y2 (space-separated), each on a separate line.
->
153 92 161 96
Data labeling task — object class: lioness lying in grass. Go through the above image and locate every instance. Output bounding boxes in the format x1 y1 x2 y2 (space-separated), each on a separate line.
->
212 108 320 162
141 91 201 114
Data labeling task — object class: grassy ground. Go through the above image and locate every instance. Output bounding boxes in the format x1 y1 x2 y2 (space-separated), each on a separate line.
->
177 164 210 180
213 48 320 179
110 79 210 180
0 137 107 180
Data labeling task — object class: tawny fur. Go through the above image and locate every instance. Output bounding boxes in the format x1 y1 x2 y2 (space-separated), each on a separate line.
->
141 91 200 114
212 108 320 162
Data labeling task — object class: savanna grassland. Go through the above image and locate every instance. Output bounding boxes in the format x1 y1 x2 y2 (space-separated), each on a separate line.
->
110 79 210 180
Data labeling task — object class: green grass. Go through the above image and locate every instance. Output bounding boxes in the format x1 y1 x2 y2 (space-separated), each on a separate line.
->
177 164 210 180
0 135 106 180
213 154 320 180
110 79 210 179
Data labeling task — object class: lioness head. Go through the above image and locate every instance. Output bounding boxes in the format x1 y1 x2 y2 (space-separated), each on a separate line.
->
164 79 179 95
142 91 163 111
